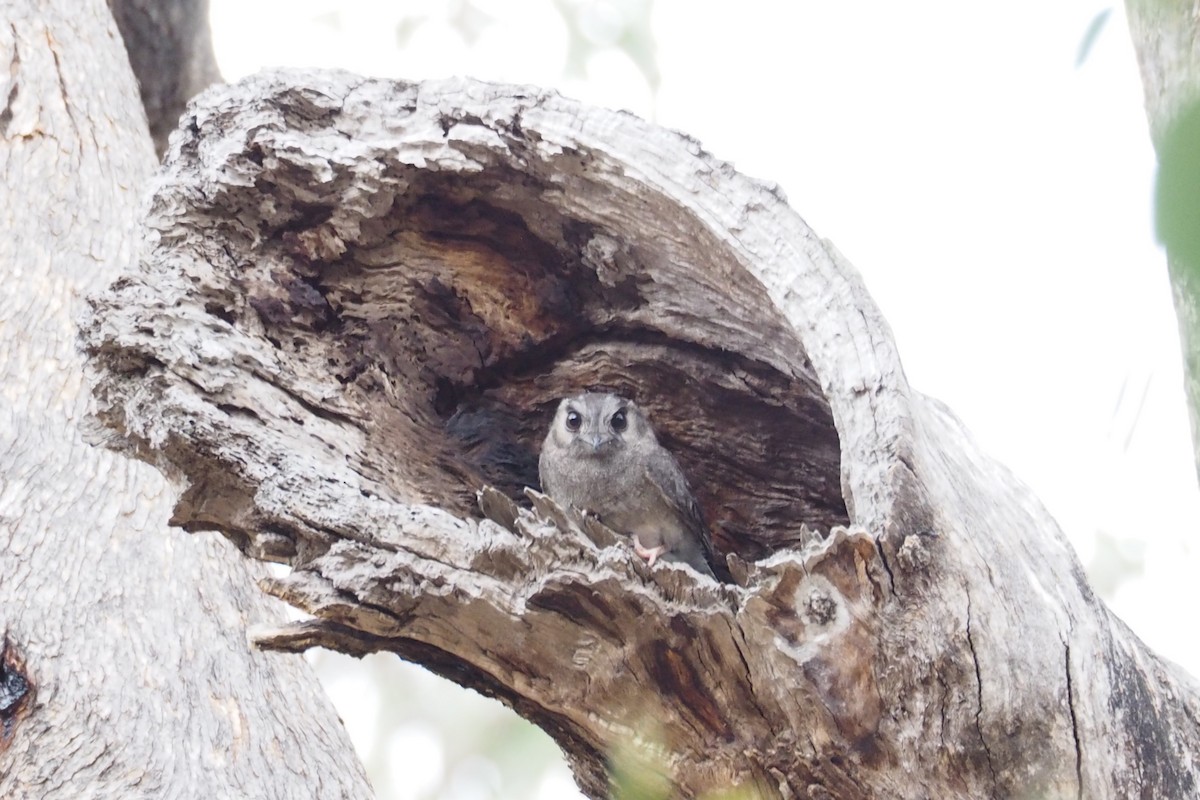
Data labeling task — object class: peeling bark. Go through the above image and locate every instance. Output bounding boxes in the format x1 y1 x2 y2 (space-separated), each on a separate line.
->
84 70 1200 798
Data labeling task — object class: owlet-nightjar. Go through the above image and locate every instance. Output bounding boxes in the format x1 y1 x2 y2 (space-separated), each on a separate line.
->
538 392 715 577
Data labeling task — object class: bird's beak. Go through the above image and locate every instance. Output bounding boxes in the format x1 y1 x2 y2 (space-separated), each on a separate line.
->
586 433 611 451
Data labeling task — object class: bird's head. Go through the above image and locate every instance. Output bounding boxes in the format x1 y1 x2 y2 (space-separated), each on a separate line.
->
550 392 653 457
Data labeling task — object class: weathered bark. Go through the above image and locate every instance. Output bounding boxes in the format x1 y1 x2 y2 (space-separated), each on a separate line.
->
0 5 369 798
109 0 222 156
84 69 1200 798
1125 0 1200 482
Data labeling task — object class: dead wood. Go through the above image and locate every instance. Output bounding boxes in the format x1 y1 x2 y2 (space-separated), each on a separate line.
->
84 69 1200 799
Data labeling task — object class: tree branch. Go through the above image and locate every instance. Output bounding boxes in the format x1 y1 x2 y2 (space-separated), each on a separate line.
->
84 69 1200 798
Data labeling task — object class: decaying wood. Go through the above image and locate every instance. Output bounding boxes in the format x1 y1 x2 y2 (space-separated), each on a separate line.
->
0 5 369 798
84 69 1200 798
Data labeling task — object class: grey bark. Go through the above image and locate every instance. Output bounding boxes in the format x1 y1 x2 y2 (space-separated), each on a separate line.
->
0 4 370 799
109 0 222 156
83 68 1200 799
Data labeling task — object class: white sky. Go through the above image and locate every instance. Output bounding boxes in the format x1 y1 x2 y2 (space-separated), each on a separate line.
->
210 1 1200 796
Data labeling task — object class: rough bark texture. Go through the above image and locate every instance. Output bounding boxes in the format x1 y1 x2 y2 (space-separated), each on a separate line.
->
1125 0 1200 482
0 5 369 799
109 0 222 156
84 69 1200 798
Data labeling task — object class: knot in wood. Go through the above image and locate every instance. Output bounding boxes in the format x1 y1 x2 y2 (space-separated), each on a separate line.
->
0 637 32 746
803 587 837 626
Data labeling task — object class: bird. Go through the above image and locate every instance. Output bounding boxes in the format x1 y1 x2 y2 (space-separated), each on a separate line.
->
538 392 715 577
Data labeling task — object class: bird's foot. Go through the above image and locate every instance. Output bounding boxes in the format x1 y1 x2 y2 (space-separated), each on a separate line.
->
632 536 667 567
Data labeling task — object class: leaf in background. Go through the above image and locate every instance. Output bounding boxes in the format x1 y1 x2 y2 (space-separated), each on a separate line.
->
1076 8 1111 67
1155 98 1200 282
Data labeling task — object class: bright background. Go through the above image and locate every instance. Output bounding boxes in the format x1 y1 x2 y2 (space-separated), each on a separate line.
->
207 2 1200 798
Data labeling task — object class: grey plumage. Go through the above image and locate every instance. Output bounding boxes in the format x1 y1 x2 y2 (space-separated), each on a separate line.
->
538 392 715 577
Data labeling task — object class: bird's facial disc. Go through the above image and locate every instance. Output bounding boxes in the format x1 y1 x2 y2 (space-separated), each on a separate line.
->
572 404 614 453
559 394 638 456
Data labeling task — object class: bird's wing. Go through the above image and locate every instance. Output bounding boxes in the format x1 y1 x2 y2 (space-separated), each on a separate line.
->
643 448 714 564
537 445 552 495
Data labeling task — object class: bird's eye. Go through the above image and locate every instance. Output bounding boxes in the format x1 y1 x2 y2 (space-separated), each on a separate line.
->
565 410 582 432
610 409 627 432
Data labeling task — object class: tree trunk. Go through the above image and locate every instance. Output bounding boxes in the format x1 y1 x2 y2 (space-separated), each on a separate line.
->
109 0 222 156
0 5 370 798
82 68 1200 799
1124 0 1200 482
